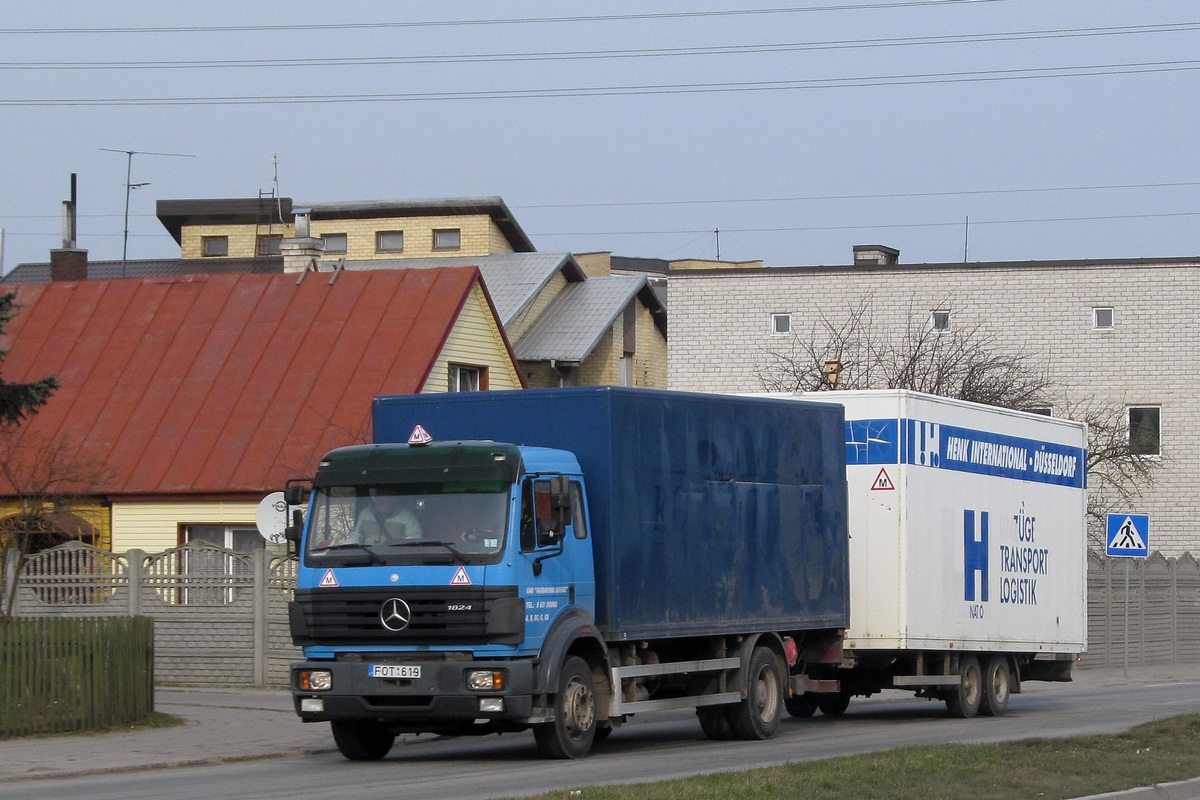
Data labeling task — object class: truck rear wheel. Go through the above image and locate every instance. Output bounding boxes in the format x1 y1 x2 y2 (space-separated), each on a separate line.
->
533 656 597 759
785 693 818 718
330 720 396 761
945 654 983 719
980 655 1011 717
731 647 784 740
816 690 852 716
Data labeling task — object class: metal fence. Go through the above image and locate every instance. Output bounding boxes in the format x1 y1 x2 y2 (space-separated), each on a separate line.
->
3 543 1198 687
0 615 154 737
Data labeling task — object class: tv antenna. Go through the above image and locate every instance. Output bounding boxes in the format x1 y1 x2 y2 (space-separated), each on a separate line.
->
101 147 196 274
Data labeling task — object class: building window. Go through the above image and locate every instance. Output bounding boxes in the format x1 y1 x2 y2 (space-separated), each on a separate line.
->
257 235 283 256
449 364 486 392
377 231 404 252
1128 406 1161 456
771 313 792 335
930 310 951 332
181 525 263 604
201 236 229 257
321 233 347 254
433 228 461 251
1093 308 1114 329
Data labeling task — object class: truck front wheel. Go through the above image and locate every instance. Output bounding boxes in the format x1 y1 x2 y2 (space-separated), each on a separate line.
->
981 655 1011 717
945 654 983 719
731 647 784 740
534 656 597 759
330 720 396 761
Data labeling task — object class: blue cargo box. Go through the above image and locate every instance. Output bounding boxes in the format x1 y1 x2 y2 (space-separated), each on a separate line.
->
373 386 849 641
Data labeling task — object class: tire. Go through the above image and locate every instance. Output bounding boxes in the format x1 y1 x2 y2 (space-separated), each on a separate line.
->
980 655 1012 717
946 654 983 719
730 647 784 740
785 693 818 718
330 720 396 761
816 690 852 716
697 705 735 740
533 656 597 759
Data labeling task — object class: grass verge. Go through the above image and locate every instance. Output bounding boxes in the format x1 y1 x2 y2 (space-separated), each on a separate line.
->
528 714 1200 800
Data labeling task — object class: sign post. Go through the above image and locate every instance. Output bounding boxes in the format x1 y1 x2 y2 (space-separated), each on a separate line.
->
1106 513 1149 678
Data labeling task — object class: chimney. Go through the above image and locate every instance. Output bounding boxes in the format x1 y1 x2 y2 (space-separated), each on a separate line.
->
50 174 88 281
279 209 326 273
852 245 899 266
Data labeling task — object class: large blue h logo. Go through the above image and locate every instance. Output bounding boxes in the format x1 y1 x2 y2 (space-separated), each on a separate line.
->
964 510 989 602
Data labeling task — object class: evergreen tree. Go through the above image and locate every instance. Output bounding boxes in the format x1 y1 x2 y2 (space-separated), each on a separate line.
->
0 291 58 427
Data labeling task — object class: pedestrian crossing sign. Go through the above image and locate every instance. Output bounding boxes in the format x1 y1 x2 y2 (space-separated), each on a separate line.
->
1106 513 1149 558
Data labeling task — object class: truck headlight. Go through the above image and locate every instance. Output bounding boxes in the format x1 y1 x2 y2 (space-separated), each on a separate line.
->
298 669 333 691
466 669 506 691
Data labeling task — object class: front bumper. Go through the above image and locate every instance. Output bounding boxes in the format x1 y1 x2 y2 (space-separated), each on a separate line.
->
291 658 538 726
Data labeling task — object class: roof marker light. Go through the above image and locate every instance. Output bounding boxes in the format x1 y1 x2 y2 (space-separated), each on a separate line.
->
408 425 434 447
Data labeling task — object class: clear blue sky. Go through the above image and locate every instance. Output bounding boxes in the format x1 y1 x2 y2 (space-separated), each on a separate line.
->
1 1 1197 273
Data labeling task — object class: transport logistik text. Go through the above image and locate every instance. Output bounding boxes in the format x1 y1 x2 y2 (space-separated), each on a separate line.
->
999 505 1048 606
945 436 1078 478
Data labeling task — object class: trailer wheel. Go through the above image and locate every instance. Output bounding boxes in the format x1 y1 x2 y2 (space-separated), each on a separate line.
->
981 655 1011 717
946 654 983 719
731 647 784 740
330 720 396 761
533 656 597 759
816 690 852 716
697 705 736 740
785 693 818 718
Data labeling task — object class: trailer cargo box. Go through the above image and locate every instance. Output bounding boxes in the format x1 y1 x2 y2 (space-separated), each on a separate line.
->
800 390 1088 654
373 386 850 641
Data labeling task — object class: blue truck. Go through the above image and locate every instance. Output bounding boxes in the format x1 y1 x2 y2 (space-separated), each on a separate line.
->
286 386 850 759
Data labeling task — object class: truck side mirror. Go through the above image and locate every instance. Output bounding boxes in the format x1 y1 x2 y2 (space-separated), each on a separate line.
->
284 485 306 506
284 508 304 547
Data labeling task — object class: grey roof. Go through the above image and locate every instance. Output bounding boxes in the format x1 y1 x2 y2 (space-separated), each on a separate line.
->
2 257 281 284
514 275 654 363
343 253 585 326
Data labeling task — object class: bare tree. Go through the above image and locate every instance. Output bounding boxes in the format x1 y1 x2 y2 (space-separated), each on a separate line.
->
0 429 113 620
755 294 1159 549
755 295 1054 410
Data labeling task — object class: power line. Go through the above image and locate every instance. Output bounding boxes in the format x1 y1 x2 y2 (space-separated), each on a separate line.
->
531 210 1200 239
6 59 1199 106
0 2 1008 35
5 22 1197 71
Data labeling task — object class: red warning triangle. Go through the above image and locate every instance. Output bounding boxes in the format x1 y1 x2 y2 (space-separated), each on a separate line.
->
450 566 471 585
320 569 339 587
871 468 896 491
408 425 434 446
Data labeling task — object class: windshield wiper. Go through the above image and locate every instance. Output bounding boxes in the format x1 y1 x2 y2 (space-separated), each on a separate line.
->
310 542 386 566
386 540 468 564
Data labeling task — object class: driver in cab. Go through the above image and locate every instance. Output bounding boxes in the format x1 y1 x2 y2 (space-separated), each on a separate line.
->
354 487 424 545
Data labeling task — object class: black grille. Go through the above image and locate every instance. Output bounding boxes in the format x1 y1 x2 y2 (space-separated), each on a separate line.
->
291 585 522 646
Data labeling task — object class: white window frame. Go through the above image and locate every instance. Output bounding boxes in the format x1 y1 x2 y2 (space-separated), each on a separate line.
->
449 364 485 392
771 313 792 336
930 310 952 332
1093 307 1114 330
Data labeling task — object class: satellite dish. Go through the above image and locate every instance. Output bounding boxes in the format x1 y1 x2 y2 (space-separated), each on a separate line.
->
256 492 289 545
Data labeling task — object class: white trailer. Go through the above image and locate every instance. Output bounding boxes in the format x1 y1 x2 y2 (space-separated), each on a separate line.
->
752 390 1087 718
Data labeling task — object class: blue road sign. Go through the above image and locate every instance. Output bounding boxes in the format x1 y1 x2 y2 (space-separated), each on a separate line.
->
1106 513 1150 558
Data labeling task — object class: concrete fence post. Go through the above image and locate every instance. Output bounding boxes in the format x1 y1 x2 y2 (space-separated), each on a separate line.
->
2 548 19 617
253 549 268 688
127 549 145 617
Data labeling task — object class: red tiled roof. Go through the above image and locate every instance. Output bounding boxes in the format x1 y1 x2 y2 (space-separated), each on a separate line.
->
0 268 490 496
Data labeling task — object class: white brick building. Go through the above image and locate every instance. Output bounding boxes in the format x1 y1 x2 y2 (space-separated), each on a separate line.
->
668 252 1199 557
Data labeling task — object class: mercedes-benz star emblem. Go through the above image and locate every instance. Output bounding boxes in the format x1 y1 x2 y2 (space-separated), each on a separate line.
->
380 597 412 632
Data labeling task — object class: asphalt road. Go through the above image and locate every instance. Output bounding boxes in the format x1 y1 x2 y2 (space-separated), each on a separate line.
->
6 669 1199 800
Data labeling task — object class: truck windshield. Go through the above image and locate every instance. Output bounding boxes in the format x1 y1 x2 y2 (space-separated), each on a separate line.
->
305 481 509 566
